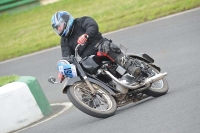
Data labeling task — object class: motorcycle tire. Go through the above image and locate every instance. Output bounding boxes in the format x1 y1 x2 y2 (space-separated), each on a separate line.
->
67 81 117 118
145 65 169 97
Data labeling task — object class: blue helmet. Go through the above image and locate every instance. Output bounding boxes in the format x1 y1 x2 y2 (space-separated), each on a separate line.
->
51 11 74 37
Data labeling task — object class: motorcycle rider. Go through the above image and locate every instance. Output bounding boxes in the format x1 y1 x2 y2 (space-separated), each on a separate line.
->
51 11 141 82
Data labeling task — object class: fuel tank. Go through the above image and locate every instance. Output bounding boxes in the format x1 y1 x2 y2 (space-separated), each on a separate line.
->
80 55 101 74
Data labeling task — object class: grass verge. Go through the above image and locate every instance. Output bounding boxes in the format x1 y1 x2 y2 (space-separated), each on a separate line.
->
0 75 19 87
0 0 199 62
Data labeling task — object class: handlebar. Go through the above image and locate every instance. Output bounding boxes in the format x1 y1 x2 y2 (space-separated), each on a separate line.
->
75 44 84 58
48 43 84 85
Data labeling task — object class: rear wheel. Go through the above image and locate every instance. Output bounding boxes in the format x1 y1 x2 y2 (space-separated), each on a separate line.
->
67 81 117 118
145 65 169 97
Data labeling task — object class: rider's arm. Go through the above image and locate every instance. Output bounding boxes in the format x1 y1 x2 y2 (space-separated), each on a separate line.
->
81 17 99 38
60 37 74 57
58 38 74 83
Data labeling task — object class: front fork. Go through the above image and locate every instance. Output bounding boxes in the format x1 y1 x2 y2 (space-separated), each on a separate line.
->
73 59 96 94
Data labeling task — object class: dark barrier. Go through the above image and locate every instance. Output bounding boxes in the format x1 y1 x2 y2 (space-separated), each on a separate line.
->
0 0 39 13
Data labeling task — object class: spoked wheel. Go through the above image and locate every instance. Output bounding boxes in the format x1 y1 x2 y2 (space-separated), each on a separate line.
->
145 65 169 97
67 81 117 118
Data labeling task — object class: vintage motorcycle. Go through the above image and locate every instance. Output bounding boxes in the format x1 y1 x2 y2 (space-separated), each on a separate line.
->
48 44 169 118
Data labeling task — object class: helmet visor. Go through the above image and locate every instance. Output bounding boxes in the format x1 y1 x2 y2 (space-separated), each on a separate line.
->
52 19 66 35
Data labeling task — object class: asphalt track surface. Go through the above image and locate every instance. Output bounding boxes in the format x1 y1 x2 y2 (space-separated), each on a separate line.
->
1 8 200 133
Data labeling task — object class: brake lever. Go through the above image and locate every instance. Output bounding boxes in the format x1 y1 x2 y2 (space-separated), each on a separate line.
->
48 76 60 84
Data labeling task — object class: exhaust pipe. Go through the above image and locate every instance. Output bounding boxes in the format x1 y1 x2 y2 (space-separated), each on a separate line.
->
144 72 167 86
104 70 167 90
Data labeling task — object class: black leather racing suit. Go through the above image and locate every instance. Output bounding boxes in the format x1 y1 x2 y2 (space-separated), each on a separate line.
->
60 16 141 76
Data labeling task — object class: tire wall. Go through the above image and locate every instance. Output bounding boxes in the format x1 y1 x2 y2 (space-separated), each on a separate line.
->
0 76 52 133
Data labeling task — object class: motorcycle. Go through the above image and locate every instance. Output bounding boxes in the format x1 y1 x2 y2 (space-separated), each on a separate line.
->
48 43 169 118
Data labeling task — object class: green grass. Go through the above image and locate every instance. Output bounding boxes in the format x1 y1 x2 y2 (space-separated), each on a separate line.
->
0 75 19 87
0 0 200 62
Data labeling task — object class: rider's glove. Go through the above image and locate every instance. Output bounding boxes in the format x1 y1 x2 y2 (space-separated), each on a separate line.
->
58 73 65 83
77 34 89 44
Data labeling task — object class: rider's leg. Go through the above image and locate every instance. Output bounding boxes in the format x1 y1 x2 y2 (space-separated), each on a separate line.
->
98 39 141 77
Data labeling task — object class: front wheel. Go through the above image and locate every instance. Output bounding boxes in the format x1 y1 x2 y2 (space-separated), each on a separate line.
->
67 81 117 118
145 65 169 97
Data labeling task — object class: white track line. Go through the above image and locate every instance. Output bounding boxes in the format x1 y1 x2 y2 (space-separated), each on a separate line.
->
14 102 73 133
